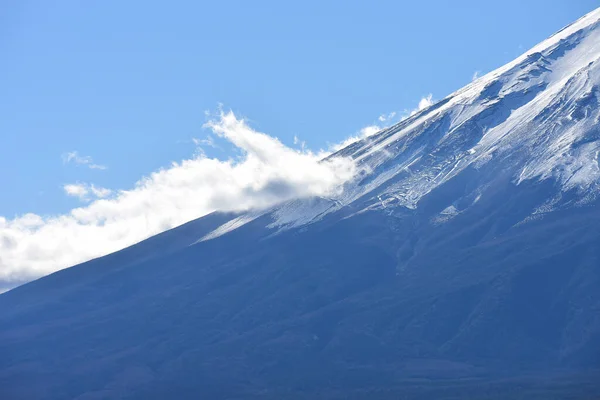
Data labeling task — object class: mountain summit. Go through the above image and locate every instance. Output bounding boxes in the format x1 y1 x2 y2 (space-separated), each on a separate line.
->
2 8 600 400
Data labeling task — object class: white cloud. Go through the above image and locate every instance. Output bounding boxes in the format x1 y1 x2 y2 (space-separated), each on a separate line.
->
90 186 112 198
388 94 436 121
330 124 382 152
359 125 381 137
330 94 435 152
2 96 438 290
0 111 356 288
62 151 107 170
293 135 307 151
64 183 112 202
414 94 434 114
64 183 89 200
472 70 481 81
329 111 406 153
378 111 396 122
192 135 218 148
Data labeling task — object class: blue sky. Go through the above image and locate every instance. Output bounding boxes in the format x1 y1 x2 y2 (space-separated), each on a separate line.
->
2 0 596 217
0 1 598 289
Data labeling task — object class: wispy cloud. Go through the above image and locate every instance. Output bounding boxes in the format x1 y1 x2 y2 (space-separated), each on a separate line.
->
62 151 107 170
192 135 218 149
63 183 89 200
331 123 385 152
64 183 112 202
330 94 435 152
0 111 356 288
378 112 396 122
293 135 307 151
412 94 434 116
472 70 481 81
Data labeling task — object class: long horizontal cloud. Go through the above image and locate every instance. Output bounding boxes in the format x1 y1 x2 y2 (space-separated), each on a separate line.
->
0 111 357 290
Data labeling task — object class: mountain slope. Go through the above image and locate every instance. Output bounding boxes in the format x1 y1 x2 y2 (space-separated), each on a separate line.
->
2 8 600 400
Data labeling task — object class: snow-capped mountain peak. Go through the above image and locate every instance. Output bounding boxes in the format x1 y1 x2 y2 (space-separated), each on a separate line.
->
201 7 600 240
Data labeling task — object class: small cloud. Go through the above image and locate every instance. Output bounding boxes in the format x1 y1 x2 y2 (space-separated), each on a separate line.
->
63 183 112 202
472 70 481 81
293 135 307 151
90 185 112 198
401 94 435 118
330 124 387 152
330 94 435 153
416 94 434 113
64 183 89 200
62 151 107 170
192 135 218 149
359 125 381 137
378 112 396 122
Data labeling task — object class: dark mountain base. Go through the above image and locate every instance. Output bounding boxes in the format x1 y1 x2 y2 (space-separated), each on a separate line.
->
1 180 600 399
135 371 600 400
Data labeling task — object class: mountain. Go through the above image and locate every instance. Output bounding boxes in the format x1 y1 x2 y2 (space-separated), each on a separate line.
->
2 8 600 400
